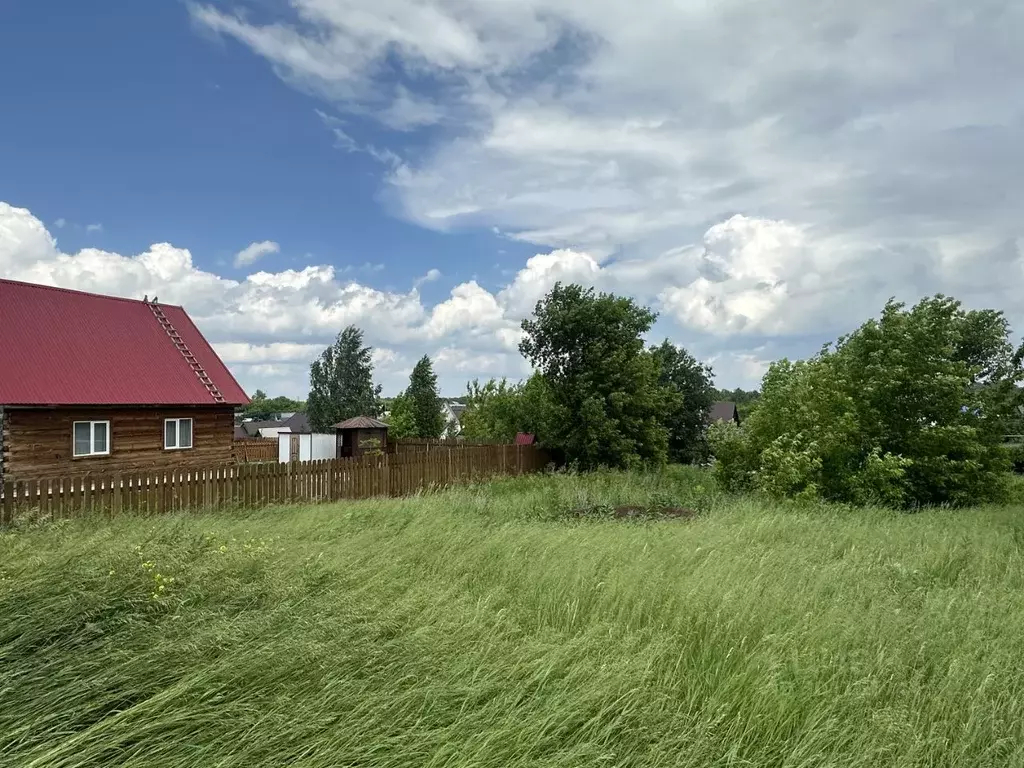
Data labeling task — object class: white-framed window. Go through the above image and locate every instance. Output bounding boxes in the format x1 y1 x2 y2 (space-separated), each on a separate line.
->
73 421 110 457
164 418 194 450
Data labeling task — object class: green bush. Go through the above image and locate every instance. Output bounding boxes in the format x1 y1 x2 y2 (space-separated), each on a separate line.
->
711 295 1022 508
1007 443 1024 474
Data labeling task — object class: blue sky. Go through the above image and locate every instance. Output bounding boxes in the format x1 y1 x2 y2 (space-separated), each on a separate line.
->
1 0 1022 398
0 1 526 294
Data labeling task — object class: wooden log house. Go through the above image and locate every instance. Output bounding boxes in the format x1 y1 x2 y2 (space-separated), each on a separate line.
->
0 279 250 483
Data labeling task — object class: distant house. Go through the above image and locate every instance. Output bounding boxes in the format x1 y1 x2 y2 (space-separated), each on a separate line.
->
0 280 249 483
708 401 741 425
442 402 467 437
239 412 310 439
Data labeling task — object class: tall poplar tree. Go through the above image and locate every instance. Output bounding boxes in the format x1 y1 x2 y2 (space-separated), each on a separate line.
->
406 355 445 438
307 326 382 432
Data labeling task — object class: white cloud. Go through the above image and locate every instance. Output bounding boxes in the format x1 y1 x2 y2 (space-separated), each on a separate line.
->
213 341 325 364
54 218 66 229
85 223 103 234
425 281 510 341
6 189 1022 398
497 249 602 316
234 240 281 267
315 109 360 152
190 0 1024 363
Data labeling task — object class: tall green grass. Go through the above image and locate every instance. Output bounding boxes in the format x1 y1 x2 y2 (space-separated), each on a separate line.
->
3 468 1024 767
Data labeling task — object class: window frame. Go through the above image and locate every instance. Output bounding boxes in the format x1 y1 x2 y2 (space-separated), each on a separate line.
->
72 420 111 458
163 417 194 451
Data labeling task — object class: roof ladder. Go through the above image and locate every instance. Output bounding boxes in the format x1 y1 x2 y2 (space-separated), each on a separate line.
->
146 300 227 404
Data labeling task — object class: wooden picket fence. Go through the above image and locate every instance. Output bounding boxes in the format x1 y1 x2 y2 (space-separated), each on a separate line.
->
233 438 278 462
0 444 549 524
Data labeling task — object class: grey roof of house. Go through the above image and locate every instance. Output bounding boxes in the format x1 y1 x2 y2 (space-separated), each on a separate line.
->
233 425 249 440
241 419 283 437
332 416 389 430
240 413 312 436
282 412 311 433
448 403 467 418
709 401 740 423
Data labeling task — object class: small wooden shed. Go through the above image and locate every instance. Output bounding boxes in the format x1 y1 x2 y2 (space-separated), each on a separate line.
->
332 416 389 459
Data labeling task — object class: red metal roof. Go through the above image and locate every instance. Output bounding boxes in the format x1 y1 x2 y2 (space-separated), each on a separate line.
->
0 279 250 406
514 432 536 445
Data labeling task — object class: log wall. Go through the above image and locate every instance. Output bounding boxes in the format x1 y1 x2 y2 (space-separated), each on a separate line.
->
0 405 235 482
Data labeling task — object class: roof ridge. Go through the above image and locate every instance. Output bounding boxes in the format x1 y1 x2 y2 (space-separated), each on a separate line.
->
0 278 183 309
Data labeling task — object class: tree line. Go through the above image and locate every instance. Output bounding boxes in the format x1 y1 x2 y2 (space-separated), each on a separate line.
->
297 283 724 463
289 281 1024 508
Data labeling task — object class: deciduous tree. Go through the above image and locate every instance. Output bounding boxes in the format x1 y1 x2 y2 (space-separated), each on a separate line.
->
651 340 715 463
711 295 1024 507
459 374 553 442
520 283 671 468
384 393 416 438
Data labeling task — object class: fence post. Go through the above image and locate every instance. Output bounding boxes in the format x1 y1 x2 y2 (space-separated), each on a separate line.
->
2 481 12 525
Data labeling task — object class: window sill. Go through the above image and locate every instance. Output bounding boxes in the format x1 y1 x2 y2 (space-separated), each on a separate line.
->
163 446 194 451
72 453 111 459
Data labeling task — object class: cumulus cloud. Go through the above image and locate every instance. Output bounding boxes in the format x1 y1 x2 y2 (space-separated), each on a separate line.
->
234 240 281 267
7 195 1023 398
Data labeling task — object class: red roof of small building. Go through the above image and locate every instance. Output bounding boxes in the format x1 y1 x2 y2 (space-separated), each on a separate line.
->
0 279 249 406
514 432 536 445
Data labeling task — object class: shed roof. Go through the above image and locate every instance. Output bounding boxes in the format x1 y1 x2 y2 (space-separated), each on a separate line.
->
332 416 389 430
0 279 249 406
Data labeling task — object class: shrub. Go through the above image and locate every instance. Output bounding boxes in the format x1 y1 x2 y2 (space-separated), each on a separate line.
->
1008 443 1024 474
711 295 1022 508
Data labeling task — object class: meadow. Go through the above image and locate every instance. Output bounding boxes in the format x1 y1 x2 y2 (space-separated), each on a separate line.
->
3 467 1024 767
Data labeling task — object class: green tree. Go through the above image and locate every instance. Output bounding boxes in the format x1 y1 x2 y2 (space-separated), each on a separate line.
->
711 295 1024 507
243 393 305 420
406 355 445 438
651 340 715 464
520 283 671 469
459 373 554 442
306 326 382 433
383 393 416 438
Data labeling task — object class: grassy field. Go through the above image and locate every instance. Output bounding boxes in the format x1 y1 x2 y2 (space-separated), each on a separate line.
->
3 467 1024 767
